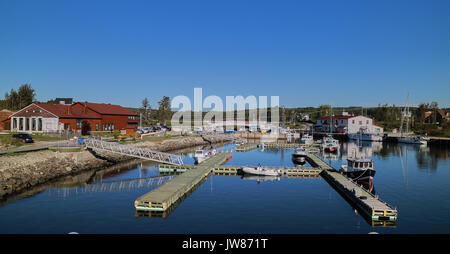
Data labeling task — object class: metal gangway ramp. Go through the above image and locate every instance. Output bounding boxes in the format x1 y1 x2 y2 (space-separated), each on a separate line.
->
84 138 184 165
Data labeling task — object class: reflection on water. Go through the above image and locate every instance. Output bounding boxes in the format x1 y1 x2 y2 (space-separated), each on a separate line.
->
0 140 450 233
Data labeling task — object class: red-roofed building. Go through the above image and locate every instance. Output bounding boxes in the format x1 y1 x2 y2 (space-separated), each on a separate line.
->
315 112 383 134
4 102 137 134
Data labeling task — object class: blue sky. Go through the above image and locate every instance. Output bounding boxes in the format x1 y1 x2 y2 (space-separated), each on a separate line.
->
0 0 449 109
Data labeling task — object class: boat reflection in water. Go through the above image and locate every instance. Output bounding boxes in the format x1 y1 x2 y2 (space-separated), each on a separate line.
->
241 174 280 183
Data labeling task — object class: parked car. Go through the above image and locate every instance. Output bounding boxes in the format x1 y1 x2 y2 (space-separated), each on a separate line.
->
12 133 34 143
137 128 144 134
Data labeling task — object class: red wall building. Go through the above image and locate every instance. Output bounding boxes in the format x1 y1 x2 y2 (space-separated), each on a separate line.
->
4 102 138 134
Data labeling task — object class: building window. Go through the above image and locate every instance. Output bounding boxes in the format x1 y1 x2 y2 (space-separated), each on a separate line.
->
366 120 369 124
95 124 99 131
38 118 42 131
13 118 17 129
359 121 362 125
19 118 23 130
25 118 29 131
76 119 82 129
65 123 70 130
32 118 36 131
352 120 355 124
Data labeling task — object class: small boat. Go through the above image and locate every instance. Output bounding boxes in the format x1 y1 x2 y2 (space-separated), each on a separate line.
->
292 147 307 164
339 157 376 183
322 135 339 153
242 165 280 176
300 134 314 145
348 128 383 142
397 135 429 145
193 149 216 164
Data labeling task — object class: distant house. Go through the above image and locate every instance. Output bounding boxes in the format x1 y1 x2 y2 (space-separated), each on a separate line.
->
0 109 14 131
315 112 383 134
424 110 450 123
55 98 73 105
5 102 138 134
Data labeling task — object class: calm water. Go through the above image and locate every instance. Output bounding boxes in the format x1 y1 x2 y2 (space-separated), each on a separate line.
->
0 141 449 234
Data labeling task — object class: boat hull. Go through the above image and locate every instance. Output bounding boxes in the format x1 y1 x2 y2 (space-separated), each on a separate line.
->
348 133 383 142
242 167 279 176
339 168 376 182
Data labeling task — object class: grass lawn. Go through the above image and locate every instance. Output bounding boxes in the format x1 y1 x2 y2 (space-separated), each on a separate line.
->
0 134 25 148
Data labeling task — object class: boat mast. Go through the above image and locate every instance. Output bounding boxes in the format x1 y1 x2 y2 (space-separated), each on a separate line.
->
406 92 410 135
330 105 333 141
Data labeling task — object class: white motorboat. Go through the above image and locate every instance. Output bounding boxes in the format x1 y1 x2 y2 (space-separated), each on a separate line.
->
292 147 307 164
397 135 429 145
348 128 383 142
300 134 314 145
242 165 280 176
321 135 339 153
193 149 216 164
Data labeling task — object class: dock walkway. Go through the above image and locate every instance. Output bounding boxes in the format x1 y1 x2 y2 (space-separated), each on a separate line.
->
321 170 397 221
134 153 231 211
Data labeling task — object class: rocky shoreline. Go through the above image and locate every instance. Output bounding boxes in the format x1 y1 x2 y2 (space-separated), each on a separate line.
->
0 135 230 200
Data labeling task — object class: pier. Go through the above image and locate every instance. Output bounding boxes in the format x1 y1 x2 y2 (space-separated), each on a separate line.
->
321 170 397 221
134 152 231 211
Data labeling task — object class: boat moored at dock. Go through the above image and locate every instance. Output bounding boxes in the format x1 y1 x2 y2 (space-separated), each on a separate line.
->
292 147 307 164
242 165 280 176
300 133 314 145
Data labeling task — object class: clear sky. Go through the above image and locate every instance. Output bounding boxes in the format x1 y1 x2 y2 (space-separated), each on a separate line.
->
1 0 449 109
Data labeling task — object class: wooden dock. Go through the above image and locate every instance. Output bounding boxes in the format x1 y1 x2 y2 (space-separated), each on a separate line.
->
159 164 321 177
321 170 397 221
135 153 231 211
235 143 258 152
305 153 334 170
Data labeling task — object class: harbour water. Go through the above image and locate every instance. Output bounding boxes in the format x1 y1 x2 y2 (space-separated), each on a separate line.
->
0 141 449 233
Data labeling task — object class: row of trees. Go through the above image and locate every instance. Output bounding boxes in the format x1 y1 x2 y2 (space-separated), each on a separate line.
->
139 96 172 126
0 84 36 110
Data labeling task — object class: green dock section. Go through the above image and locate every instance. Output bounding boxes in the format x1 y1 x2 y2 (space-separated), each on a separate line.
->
135 153 231 211
235 143 258 152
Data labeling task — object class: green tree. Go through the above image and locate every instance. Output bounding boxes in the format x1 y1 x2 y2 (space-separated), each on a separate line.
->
140 97 151 126
157 96 172 125
17 84 36 109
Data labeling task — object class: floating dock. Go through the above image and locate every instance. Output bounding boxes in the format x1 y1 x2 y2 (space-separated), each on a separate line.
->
321 170 397 222
134 153 231 211
136 143 398 223
235 143 258 152
159 164 321 177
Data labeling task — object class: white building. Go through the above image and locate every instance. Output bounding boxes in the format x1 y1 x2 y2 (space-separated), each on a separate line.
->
315 112 383 134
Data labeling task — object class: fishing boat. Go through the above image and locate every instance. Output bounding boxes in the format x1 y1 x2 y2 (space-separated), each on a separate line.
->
300 133 314 145
193 149 216 164
292 147 307 164
242 164 280 176
339 157 376 183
